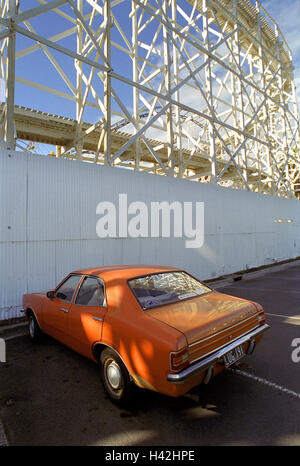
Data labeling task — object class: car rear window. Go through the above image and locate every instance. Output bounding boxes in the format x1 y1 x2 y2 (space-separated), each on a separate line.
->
128 271 211 310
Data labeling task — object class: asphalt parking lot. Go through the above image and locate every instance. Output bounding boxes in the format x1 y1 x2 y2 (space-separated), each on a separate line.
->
1 262 300 446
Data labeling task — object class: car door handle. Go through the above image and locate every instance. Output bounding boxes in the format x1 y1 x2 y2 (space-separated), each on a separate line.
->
93 316 103 322
60 308 69 313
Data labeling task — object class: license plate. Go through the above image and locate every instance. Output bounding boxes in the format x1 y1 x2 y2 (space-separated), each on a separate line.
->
223 344 245 367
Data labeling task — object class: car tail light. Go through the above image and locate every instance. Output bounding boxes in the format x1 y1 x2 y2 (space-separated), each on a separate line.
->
170 347 189 372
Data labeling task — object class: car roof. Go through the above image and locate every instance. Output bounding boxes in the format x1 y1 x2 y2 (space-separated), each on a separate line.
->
72 264 180 280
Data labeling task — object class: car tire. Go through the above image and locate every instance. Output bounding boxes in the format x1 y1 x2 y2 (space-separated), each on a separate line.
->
99 347 133 407
28 311 43 342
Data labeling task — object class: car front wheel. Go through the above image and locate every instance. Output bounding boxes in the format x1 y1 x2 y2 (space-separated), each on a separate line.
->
28 312 43 342
99 347 133 407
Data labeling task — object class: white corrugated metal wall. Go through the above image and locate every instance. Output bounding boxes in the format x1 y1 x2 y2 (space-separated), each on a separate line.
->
1 148 300 320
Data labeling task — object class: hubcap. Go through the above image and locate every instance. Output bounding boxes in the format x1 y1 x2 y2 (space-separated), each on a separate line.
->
106 361 122 389
29 317 35 337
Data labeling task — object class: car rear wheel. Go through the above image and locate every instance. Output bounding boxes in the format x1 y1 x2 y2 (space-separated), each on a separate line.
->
28 312 43 342
99 348 133 407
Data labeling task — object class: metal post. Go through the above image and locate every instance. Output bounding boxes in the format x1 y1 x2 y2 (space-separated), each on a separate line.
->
56 145 62 158
250 56 262 192
163 0 174 176
103 0 111 165
132 0 141 171
171 0 183 177
5 0 17 150
203 0 217 183
233 0 248 188
230 38 239 174
256 1 274 194
275 26 290 194
76 0 83 160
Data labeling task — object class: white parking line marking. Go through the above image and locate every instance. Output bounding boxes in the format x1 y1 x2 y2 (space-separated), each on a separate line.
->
0 420 8 446
265 313 300 320
231 368 300 400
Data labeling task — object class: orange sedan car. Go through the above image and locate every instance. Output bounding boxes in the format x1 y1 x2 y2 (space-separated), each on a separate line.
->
23 265 269 406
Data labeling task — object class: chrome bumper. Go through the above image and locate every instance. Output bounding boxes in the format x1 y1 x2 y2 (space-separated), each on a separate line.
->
167 323 270 383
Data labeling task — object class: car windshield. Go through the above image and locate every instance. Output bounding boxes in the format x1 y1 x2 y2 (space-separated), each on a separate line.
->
128 271 211 310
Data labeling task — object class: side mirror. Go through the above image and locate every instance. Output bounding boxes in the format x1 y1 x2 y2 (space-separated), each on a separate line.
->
47 290 54 299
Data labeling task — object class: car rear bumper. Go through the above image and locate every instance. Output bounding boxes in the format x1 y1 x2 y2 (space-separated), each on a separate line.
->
167 323 270 383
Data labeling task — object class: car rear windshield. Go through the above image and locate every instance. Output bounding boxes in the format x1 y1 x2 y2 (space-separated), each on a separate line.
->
128 271 211 310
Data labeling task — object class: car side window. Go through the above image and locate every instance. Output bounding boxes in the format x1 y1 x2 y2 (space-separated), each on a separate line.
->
55 275 82 302
75 276 105 306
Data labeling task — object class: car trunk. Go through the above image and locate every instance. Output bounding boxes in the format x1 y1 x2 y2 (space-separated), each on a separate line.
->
147 291 260 362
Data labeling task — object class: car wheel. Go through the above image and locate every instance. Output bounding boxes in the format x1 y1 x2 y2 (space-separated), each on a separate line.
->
28 312 42 342
99 347 133 407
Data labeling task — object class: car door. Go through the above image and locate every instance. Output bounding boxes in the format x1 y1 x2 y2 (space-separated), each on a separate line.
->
68 275 108 358
42 274 83 343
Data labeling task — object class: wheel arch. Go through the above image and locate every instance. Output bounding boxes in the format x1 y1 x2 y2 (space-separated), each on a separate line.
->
25 307 41 328
92 342 133 381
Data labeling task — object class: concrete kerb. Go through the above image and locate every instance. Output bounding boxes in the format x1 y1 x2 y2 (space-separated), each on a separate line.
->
0 321 28 341
207 258 300 289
